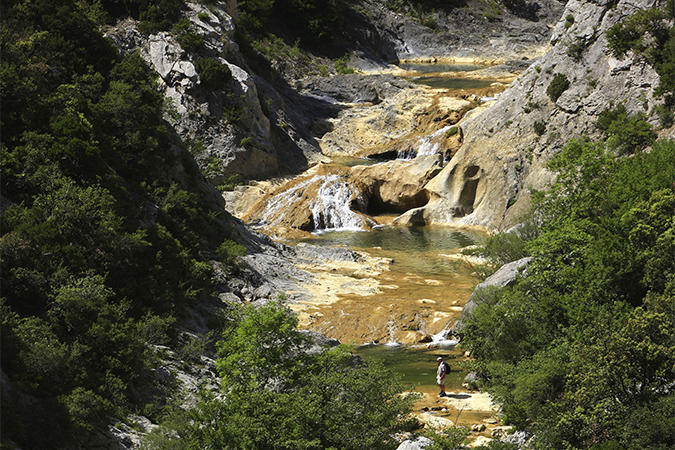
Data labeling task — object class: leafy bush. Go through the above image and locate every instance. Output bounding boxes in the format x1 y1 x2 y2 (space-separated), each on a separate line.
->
1 1 240 445
216 239 247 265
144 303 420 449
172 19 204 52
335 54 355 74
426 426 470 449
463 137 675 449
565 14 574 29
194 58 232 89
446 126 459 137
533 121 546 135
546 73 570 102
596 104 656 154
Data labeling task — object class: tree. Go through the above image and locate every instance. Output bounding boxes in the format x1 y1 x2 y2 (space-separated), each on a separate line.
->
144 303 419 450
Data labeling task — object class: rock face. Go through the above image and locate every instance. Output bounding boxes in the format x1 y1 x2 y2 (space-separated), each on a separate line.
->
340 0 565 67
406 0 669 230
453 257 532 333
105 2 327 182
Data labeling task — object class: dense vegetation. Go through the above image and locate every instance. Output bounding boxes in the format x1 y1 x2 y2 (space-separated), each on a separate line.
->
0 0 244 447
0 1 418 448
3 0 674 448
142 302 419 450
462 7 675 447
463 127 675 447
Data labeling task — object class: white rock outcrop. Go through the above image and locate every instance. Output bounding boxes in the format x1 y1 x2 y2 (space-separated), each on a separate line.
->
405 0 668 230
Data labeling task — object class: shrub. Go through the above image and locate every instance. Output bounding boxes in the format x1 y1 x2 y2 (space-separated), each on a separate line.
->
533 121 546 135
334 55 354 74
216 239 247 265
172 19 204 52
194 58 232 89
565 14 574 29
655 103 674 128
547 73 570 102
446 126 459 137
596 104 656 154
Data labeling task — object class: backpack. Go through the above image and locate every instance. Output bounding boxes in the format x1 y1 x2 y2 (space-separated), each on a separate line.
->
442 362 450 374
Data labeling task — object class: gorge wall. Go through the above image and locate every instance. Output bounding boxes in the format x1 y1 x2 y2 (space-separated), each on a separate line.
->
106 0 672 232
402 0 671 230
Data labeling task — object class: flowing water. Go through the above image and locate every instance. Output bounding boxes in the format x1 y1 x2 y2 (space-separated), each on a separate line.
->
289 225 486 404
256 65 500 422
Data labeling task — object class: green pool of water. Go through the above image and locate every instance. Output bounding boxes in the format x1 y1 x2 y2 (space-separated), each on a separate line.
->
408 76 494 90
297 225 484 275
398 63 487 73
354 344 467 391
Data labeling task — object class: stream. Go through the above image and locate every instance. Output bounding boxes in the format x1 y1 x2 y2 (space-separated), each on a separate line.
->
239 63 503 426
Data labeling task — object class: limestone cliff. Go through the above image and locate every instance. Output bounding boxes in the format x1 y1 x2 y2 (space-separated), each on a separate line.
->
401 0 672 230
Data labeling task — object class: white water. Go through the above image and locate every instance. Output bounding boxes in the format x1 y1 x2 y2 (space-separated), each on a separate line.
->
431 326 459 347
260 176 318 225
261 174 370 232
397 126 450 160
384 319 401 347
310 175 367 231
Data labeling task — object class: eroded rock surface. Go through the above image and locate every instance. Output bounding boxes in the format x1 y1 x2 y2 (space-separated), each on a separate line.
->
409 0 671 230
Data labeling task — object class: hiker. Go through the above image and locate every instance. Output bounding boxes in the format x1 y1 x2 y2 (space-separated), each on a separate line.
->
437 357 448 397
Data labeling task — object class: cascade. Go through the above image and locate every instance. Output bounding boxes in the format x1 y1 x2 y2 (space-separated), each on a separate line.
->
430 325 458 347
384 319 401 347
310 175 367 231
260 176 318 225
396 126 448 160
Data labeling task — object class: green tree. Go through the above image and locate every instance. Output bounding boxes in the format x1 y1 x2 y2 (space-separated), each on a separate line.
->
547 73 570 102
144 303 418 449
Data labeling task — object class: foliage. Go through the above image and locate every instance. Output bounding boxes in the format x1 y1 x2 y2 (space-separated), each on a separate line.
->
533 121 546 135
546 73 570 102
143 303 419 450
172 18 204 52
596 104 656 154
238 0 345 48
462 136 675 449
0 0 245 446
335 54 355 74
606 3 675 119
194 58 232 89
425 426 470 449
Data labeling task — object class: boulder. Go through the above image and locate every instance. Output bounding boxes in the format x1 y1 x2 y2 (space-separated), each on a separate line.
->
396 436 434 450
350 155 441 213
453 257 532 333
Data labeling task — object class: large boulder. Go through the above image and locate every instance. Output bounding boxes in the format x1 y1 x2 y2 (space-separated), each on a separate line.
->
350 155 442 212
397 436 433 450
453 257 532 333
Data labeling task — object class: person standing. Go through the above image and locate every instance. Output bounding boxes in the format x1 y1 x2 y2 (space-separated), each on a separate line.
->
436 357 448 397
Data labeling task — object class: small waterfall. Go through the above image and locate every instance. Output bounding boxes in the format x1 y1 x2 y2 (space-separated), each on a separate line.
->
431 325 458 347
384 319 401 347
310 175 366 231
397 147 417 160
260 176 318 225
397 130 444 160
416 135 440 157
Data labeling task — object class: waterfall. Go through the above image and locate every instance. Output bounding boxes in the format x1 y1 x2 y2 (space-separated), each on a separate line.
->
397 128 445 160
260 176 317 225
384 319 401 347
310 175 366 231
431 325 458 347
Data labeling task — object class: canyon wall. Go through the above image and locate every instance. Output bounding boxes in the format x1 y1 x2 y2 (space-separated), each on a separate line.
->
400 0 671 230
